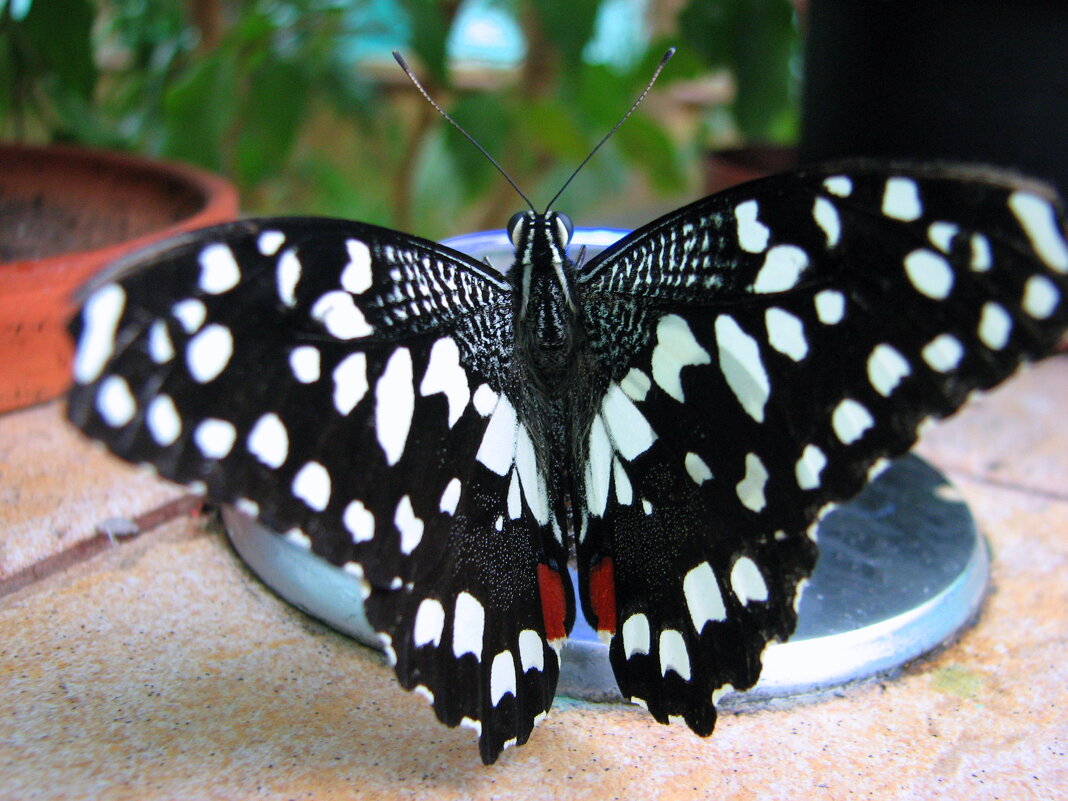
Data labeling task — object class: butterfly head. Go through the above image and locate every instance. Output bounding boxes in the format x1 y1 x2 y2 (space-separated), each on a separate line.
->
508 210 574 250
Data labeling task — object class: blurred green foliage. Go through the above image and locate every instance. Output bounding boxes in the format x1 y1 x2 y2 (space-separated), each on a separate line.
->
0 0 799 237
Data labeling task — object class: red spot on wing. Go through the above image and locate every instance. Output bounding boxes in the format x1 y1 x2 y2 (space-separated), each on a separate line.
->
588 556 617 635
537 563 567 641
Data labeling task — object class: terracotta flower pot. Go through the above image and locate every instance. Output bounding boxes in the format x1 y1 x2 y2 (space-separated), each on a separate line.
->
0 144 239 413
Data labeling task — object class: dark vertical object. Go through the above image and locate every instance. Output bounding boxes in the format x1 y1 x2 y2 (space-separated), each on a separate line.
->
799 1 1068 196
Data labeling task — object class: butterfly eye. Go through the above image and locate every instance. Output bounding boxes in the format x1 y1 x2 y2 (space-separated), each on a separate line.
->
507 212 528 245
554 213 574 245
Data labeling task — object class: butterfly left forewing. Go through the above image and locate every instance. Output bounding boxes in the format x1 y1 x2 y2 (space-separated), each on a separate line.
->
67 217 573 764
574 163 1068 730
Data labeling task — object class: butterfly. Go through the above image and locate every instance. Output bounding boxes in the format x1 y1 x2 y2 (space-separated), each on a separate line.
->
66 153 1068 762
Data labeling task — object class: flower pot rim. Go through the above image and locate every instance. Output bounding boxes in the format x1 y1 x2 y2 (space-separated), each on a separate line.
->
0 142 239 293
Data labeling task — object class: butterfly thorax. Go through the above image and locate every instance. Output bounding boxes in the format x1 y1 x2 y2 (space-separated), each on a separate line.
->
509 211 585 394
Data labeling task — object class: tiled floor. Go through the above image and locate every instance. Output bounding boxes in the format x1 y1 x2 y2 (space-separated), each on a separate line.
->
1 359 1066 800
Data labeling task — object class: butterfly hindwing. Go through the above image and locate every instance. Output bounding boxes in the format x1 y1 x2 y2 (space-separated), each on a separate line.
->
573 163 1068 729
66 217 574 764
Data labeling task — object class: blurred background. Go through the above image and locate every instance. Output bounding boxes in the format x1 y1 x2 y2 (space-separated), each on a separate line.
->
0 0 802 238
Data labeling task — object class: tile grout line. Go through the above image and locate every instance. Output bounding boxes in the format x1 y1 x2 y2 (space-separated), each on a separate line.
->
0 493 204 599
932 465 1068 503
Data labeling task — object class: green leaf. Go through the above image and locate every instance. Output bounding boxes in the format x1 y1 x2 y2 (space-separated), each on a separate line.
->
443 92 510 201
516 99 589 164
160 52 236 171
614 112 684 193
18 0 96 99
235 59 309 186
400 0 457 85
531 0 600 68
678 0 798 142
730 0 796 141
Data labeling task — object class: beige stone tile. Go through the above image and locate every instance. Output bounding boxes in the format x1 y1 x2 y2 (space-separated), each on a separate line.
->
0 401 182 581
1 466 1064 800
915 356 1068 497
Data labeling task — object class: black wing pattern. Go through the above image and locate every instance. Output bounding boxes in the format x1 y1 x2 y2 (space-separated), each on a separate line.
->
572 163 1068 729
66 218 575 763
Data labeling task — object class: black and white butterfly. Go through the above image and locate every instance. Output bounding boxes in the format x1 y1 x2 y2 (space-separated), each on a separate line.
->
67 155 1068 762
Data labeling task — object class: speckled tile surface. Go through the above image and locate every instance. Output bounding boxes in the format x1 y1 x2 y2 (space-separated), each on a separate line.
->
0 402 181 581
1 359 1066 800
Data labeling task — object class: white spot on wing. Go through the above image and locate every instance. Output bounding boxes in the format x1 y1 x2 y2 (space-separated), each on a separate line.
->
452 591 485 660
921 333 964 372
172 299 206 336
586 414 612 517
612 457 633 505
341 239 374 292
754 245 809 293
194 418 236 459
257 230 285 256
148 320 175 364
600 383 656 460
343 500 374 542
735 452 768 513
514 425 548 524
413 599 445 647
867 343 911 397
475 393 517 476
247 412 289 468
978 302 1012 350
289 345 321 383
832 398 875 445
292 461 331 511
96 375 136 427
814 289 845 324
970 234 992 271
277 249 301 307
622 614 651 658
419 337 470 428
684 452 712 484
651 314 711 402
490 650 517 706
765 307 808 361
620 368 651 402
734 199 770 253
375 348 414 466
198 243 241 294
1009 191 1068 272
518 629 544 672
715 315 770 423
823 175 852 196
311 290 372 339
882 177 922 221
440 478 461 514
928 221 959 253
186 323 233 383
507 468 522 520
146 394 182 446
658 629 691 681
904 249 954 299
683 562 726 632
472 384 498 416
1022 274 1060 319
394 495 424 554
813 197 841 247
332 353 368 415
731 556 768 604
795 444 827 490
74 283 126 384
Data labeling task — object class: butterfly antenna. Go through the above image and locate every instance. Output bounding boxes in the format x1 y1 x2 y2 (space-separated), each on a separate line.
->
393 51 536 212
545 47 676 212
